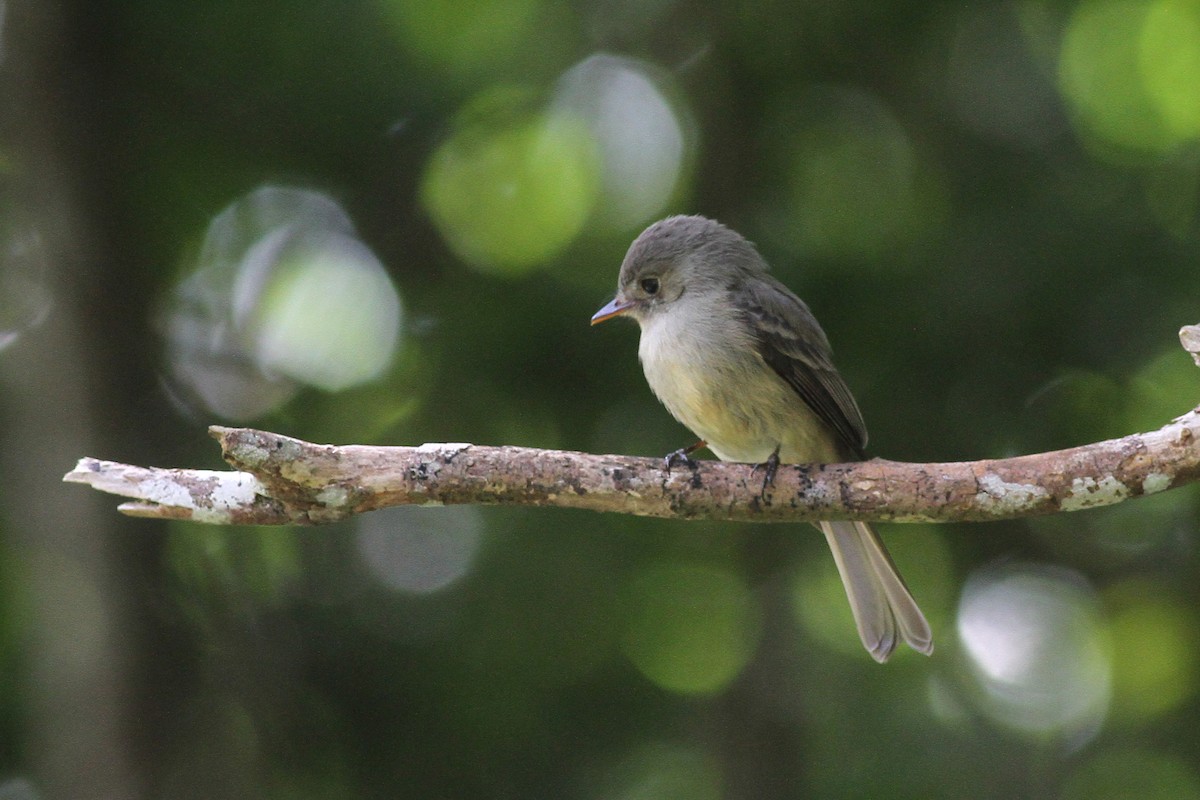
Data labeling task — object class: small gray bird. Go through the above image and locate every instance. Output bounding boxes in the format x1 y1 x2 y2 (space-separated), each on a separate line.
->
591 215 932 662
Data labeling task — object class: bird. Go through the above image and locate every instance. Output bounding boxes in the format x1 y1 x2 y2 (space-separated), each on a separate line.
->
591 214 932 662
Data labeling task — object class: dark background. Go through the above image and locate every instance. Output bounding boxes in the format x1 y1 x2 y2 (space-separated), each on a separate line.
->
3 0 1200 797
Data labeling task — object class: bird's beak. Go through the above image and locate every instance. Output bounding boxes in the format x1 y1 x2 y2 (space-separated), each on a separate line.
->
591 296 635 325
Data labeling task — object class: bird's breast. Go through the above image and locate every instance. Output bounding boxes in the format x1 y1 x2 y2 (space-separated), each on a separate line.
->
636 308 772 460
635 304 840 464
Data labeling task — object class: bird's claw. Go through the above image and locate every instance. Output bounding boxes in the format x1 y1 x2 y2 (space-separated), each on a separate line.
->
664 441 705 474
664 447 700 474
751 446 782 500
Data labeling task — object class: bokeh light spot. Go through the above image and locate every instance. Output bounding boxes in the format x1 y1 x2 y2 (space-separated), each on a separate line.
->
162 186 403 420
0 225 51 353
764 87 943 263
620 563 760 695
1141 0 1200 139
421 89 599 275
791 547 860 657
356 506 482 594
957 564 1111 742
1106 580 1200 721
552 53 690 232
1059 0 1177 154
245 232 400 391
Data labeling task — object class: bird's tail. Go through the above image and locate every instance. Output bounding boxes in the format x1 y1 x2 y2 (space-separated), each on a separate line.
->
818 520 934 663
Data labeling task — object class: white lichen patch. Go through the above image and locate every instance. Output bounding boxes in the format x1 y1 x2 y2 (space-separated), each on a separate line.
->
801 481 838 504
207 472 264 507
1141 472 1172 495
416 442 472 455
317 485 350 507
1060 475 1130 511
974 473 1049 513
230 441 271 468
137 476 198 509
137 470 265 524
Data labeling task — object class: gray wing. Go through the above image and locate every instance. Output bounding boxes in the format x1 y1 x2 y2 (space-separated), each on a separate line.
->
735 275 868 458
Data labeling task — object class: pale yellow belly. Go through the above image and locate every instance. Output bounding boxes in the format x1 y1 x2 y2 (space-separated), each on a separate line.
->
642 347 842 465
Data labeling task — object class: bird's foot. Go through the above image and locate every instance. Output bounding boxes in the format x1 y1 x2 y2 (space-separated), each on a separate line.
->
664 441 705 474
751 446 782 500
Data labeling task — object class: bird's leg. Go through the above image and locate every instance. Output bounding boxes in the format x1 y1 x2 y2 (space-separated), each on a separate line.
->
664 440 706 473
751 445 782 499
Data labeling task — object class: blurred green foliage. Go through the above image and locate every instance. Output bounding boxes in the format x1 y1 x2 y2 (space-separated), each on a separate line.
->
422 88 600 273
4 0 1200 797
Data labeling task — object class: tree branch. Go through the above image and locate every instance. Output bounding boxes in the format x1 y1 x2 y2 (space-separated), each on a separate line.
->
64 325 1200 526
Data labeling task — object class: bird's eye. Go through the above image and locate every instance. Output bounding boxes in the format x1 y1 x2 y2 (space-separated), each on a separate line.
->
640 277 660 295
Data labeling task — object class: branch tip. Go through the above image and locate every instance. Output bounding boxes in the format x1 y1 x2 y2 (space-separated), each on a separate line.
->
1181 324 1200 367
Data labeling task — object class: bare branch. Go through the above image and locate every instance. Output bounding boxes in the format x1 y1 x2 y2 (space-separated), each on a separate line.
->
62 326 1200 526
60 411 1200 526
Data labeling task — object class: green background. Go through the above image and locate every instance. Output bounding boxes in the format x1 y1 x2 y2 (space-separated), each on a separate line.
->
3 0 1200 797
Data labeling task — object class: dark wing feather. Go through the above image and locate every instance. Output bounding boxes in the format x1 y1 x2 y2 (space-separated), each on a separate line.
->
735 275 868 458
